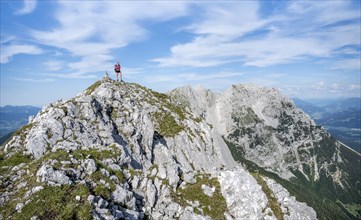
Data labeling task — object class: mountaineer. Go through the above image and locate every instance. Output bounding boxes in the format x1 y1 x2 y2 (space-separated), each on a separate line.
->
114 62 122 82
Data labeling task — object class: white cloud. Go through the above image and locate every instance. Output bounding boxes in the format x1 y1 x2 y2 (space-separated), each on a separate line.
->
153 1 360 68
31 1 190 74
0 44 43 63
15 0 37 15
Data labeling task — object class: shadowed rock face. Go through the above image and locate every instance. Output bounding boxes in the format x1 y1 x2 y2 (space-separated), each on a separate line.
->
1 76 316 220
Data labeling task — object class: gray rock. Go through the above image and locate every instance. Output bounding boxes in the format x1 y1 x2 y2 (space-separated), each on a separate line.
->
180 210 211 220
17 181 27 189
112 184 135 210
183 171 196 184
120 208 141 220
146 180 157 208
32 186 44 193
15 203 24 212
36 165 71 185
28 115 35 123
87 195 95 203
218 169 267 219
201 184 215 197
82 159 97 175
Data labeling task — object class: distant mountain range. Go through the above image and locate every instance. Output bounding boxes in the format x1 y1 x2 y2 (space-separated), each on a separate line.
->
293 97 361 152
0 105 41 144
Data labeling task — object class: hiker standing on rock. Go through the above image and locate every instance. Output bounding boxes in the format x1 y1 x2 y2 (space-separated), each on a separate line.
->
114 62 122 82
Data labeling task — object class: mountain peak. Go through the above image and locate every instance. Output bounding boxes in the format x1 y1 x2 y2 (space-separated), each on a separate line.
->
1 78 358 219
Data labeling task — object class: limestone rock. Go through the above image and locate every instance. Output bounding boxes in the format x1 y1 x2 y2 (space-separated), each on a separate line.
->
82 159 97 175
218 169 267 219
201 184 215 197
36 165 71 185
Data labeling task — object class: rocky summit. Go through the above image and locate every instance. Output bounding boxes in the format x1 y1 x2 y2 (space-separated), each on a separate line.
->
0 75 358 219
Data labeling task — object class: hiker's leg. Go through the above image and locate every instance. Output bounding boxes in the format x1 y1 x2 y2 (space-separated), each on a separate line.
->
116 72 119 81
120 72 122 81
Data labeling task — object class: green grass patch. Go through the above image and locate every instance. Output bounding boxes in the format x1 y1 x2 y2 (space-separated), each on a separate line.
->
90 167 122 199
85 80 102 95
94 183 111 200
146 88 187 120
11 184 92 220
193 117 203 123
152 112 184 137
173 175 227 220
111 108 119 120
45 149 69 161
128 168 143 177
0 152 31 167
72 145 121 161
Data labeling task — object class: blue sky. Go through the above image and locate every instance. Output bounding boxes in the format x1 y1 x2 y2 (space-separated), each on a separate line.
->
1 0 360 106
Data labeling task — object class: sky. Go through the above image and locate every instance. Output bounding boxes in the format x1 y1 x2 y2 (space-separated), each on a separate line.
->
1 0 360 106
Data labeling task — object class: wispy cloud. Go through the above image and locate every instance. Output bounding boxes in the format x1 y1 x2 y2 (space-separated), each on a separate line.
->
153 1 360 68
311 81 354 93
43 60 65 71
12 77 54 82
331 58 361 71
146 71 243 83
41 72 97 79
122 67 145 76
15 0 37 15
349 84 361 90
0 44 43 64
0 35 15 44
30 1 190 75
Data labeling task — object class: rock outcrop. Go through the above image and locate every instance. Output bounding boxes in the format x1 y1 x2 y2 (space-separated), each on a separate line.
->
1 76 319 219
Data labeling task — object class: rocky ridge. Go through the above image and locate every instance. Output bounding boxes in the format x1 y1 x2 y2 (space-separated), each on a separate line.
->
0 76 316 219
170 84 361 219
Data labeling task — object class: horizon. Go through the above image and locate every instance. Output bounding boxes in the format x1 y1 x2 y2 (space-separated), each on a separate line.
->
1 0 360 106
1 78 360 108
